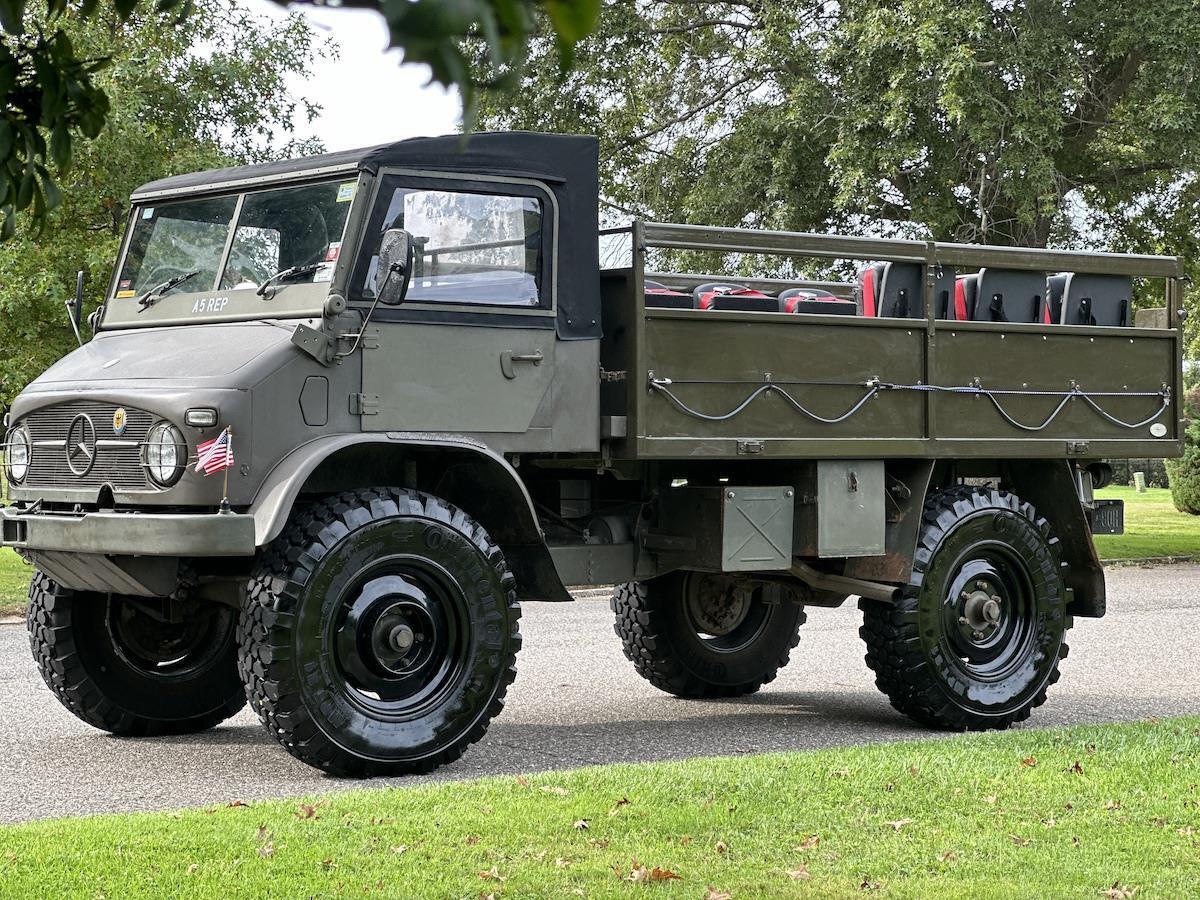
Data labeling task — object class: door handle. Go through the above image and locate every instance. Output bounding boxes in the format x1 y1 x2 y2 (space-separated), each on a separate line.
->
500 349 544 380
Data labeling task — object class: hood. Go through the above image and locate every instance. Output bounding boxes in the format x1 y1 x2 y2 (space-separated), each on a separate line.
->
26 321 300 391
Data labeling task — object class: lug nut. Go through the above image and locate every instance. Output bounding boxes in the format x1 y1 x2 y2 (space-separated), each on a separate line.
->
958 616 969 625
973 630 985 640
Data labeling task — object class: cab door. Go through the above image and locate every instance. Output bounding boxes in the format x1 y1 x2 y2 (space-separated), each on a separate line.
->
353 174 559 447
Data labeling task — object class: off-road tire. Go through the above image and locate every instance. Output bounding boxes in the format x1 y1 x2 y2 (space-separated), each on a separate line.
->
27 572 245 736
860 486 1072 731
238 487 520 777
612 573 805 698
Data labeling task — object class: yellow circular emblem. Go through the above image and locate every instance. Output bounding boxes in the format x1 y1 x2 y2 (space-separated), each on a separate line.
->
112 407 127 436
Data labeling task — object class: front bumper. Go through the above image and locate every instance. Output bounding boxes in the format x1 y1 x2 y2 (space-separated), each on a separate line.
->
0 505 256 557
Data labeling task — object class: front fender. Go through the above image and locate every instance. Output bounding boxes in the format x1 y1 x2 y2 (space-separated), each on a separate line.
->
248 433 571 603
250 432 541 546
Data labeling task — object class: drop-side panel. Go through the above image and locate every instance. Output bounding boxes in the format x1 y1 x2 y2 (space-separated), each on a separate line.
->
929 324 1177 443
639 312 926 445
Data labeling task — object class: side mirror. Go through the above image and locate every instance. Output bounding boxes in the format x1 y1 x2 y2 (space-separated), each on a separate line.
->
65 269 84 346
374 228 414 306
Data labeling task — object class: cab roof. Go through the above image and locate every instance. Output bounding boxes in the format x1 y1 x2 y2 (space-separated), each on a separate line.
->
130 132 602 341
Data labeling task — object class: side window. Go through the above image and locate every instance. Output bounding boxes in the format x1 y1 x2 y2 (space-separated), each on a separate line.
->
357 181 545 307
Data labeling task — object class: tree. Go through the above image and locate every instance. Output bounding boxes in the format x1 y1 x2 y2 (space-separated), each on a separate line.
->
475 1 1200 251
0 0 601 236
0 0 328 402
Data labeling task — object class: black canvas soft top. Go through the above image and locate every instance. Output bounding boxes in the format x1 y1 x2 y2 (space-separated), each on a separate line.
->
129 132 602 340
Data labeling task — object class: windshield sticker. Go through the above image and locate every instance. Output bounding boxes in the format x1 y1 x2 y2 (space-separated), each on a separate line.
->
313 263 334 283
336 182 356 203
141 207 154 219
191 296 230 314
324 241 341 262
116 290 136 298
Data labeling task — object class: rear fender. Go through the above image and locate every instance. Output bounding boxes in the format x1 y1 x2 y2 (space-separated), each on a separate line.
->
1003 460 1105 618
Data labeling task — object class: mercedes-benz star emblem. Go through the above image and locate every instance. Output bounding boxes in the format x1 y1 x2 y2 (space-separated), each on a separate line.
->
66 414 97 477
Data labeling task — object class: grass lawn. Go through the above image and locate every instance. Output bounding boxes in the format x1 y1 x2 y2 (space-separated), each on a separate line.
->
1093 485 1200 562
0 547 30 618
1 718 1198 898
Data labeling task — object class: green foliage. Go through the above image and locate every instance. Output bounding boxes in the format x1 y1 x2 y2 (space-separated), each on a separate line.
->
1165 383 1200 514
0 0 328 404
331 0 599 121
0 1 599 238
475 1 1200 307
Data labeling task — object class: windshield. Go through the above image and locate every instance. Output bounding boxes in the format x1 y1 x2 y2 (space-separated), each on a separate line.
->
114 178 357 302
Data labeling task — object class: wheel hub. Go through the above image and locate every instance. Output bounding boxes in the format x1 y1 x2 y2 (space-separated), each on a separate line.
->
959 579 1004 642
685 579 749 636
336 573 448 701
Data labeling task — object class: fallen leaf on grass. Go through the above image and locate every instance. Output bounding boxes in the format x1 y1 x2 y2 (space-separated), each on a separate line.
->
465 835 481 846
296 804 320 820
257 842 275 859
573 819 590 830
255 826 272 843
608 797 630 816
186 864 199 875
625 860 681 883
1021 756 1037 768
478 866 505 882
1101 882 1138 899
704 889 733 900
390 845 408 855
785 865 811 881
714 840 728 854
1009 834 1031 847
1073 837 1081 847
540 785 570 797
884 819 912 831
587 838 610 849
938 851 958 862
1179 826 1196 837
908 765 919 777
983 795 997 805
796 834 820 851
1042 818 1057 828
515 776 530 788
1069 761 1085 775
321 858 337 871
555 857 571 869
1105 800 1122 811
859 876 882 891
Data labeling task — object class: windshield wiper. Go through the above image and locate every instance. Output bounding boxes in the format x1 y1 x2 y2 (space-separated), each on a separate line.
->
256 262 325 297
136 271 201 312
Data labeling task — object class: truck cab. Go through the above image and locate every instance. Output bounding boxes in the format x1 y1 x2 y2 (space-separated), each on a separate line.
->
5 133 1185 776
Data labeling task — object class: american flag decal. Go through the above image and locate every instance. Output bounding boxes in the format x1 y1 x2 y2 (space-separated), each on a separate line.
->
195 427 234 476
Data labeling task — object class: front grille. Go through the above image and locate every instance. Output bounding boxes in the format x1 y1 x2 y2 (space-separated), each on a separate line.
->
23 402 156 491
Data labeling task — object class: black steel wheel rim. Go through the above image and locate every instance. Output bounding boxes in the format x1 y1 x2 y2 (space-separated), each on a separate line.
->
681 574 770 653
330 556 469 719
105 597 233 679
934 541 1038 683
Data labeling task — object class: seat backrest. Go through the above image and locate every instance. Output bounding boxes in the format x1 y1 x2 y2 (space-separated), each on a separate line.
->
644 279 693 309
971 268 1050 323
1045 274 1068 325
1057 273 1132 327
693 282 747 309
953 274 979 320
778 288 857 316
856 262 922 318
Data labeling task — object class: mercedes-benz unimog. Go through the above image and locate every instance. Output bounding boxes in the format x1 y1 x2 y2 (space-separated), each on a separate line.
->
4 132 1184 775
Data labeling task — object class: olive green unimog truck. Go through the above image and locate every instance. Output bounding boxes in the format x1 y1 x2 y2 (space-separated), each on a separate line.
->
3 133 1184 775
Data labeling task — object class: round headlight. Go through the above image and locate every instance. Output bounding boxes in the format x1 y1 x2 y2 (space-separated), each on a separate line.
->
6 426 29 483
144 421 186 487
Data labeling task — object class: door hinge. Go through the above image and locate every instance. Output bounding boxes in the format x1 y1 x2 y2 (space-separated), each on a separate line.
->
737 440 765 455
1066 440 1090 455
350 393 379 415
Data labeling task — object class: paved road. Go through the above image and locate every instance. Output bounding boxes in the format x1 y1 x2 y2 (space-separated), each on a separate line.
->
2 565 1199 825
